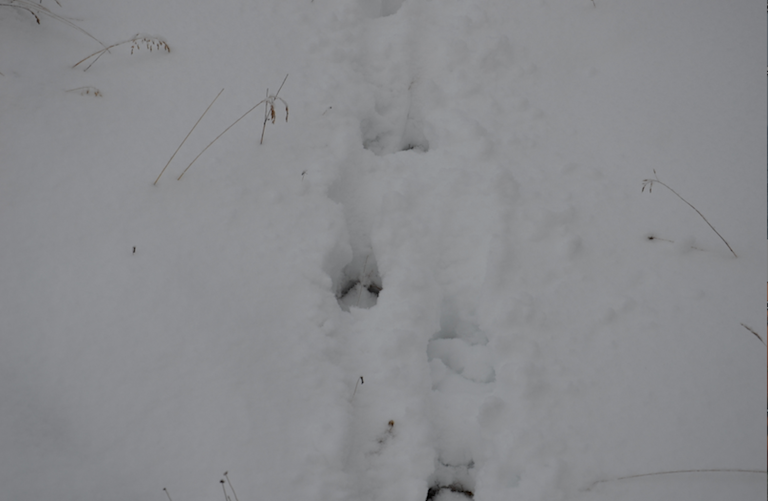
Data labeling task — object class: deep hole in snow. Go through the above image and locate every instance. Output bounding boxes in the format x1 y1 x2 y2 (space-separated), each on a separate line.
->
425 482 474 500
336 253 382 311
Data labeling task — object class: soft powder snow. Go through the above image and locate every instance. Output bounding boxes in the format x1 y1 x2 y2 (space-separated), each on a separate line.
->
0 0 764 500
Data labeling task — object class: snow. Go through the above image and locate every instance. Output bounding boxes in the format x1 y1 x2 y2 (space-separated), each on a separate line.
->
0 0 764 500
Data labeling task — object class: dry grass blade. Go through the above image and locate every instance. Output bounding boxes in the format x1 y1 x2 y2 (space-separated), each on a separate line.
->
585 468 766 491
73 33 170 71
154 88 224 185
178 75 289 181
177 101 264 181
642 169 737 258
0 2 42 23
2 0 105 48
223 471 240 501
66 86 102 96
740 323 765 346
260 73 289 144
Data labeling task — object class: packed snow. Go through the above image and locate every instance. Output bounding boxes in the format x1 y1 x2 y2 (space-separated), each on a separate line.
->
0 0 764 500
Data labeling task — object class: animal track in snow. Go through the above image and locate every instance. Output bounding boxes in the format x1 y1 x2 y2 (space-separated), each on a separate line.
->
335 251 382 311
361 107 430 156
426 459 476 500
428 321 495 388
426 312 495 500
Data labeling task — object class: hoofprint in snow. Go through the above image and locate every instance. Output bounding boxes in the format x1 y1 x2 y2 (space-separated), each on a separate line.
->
0 0 763 500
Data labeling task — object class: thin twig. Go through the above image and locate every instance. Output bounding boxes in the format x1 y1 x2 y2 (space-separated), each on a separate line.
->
163 487 173 501
260 87 269 145
642 170 737 257
351 376 364 399
219 480 230 501
155 88 223 185
73 33 170 72
177 99 267 181
178 76 288 180
223 471 240 501
585 468 766 491
2 0 105 48
261 74 289 144
740 323 766 346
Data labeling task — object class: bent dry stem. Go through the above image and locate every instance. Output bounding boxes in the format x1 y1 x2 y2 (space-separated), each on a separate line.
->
177 74 288 181
585 468 767 491
642 170 737 258
155 88 224 185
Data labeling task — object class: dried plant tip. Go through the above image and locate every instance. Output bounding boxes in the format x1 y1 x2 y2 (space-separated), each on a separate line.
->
74 33 171 71
163 487 173 501
1 0 104 45
155 88 224 185
740 323 766 346
584 469 767 491
66 86 102 97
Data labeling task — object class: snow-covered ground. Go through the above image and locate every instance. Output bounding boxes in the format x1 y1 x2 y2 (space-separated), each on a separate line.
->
0 0 764 500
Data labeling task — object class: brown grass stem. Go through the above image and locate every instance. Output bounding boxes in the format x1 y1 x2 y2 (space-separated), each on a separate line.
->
177 76 289 180
260 73 289 144
260 87 269 145
219 480 231 501
223 471 240 501
642 170 737 258
154 88 223 185
585 468 766 491
177 101 264 181
740 323 765 346
1 0 105 48
73 33 170 72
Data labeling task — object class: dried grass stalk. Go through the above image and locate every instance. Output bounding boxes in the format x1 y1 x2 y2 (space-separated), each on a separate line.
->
154 88 224 185
73 33 170 71
642 170 737 257
585 468 766 491
177 75 289 181
1 0 104 47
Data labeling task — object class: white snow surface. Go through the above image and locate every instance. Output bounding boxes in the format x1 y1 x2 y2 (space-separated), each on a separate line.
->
0 0 765 500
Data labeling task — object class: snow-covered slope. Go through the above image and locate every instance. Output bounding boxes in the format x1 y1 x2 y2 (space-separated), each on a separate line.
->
0 0 764 500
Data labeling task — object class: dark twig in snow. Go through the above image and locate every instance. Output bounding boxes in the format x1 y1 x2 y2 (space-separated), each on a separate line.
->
642 170 737 257
155 88 223 185
223 471 240 501
178 76 289 180
740 323 765 346
584 468 766 491
219 480 231 501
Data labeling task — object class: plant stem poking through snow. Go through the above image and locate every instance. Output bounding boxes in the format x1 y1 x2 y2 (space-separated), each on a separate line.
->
220 480 231 501
0 0 105 47
260 74 289 145
65 86 102 97
584 468 767 491
223 471 240 501
642 170 737 257
177 75 289 181
740 323 765 346
154 88 224 185
163 487 173 501
352 376 364 399
73 33 170 72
